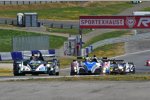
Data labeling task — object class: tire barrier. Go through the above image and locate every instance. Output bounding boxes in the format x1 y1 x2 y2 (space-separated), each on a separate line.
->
0 49 55 61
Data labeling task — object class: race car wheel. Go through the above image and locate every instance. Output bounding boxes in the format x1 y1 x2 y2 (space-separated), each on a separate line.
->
14 72 25 76
94 68 101 75
146 62 149 66
131 68 135 74
78 68 86 75
13 61 26 76
70 71 77 75
48 70 55 75
13 68 19 76
13 63 19 76
56 72 59 76
14 72 19 76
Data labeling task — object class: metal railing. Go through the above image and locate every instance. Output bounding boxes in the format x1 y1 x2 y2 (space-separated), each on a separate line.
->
0 0 89 5
0 18 79 29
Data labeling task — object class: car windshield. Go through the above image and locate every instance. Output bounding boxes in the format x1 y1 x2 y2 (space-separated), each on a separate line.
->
118 63 124 66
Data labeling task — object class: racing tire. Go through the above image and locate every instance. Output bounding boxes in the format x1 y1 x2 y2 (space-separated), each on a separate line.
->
94 68 101 75
14 72 25 76
13 69 19 76
56 72 59 76
70 71 77 76
78 68 86 75
131 68 135 74
13 66 25 76
48 70 55 76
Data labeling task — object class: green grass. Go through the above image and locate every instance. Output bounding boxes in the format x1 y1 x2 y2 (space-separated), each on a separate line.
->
48 28 92 35
59 57 76 69
142 7 150 11
0 29 67 52
0 2 132 20
84 30 130 47
89 43 125 57
49 35 67 49
0 68 12 76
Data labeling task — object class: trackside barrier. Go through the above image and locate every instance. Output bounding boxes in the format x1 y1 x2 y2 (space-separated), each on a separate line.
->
81 45 93 56
86 47 89 55
0 18 79 29
81 49 86 57
0 49 55 61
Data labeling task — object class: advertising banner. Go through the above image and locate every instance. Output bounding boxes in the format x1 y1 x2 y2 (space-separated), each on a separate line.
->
80 16 150 29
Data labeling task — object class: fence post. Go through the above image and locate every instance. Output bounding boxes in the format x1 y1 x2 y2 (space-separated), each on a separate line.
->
70 25 73 29
4 1 5 5
50 23 53 28
60 24 63 29
16 1 18 5
11 20 14 25
5 20 7 24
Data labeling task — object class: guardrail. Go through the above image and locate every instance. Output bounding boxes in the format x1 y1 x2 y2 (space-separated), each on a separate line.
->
0 0 89 5
0 18 79 29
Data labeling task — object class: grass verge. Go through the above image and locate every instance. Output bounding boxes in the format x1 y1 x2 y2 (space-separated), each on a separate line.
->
0 68 12 76
89 43 125 57
84 30 132 47
59 57 76 69
48 28 92 35
0 2 132 20
0 29 67 52
142 7 150 11
5 75 150 82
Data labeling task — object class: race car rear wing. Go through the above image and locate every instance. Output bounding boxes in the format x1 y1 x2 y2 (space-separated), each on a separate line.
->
102 59 124 62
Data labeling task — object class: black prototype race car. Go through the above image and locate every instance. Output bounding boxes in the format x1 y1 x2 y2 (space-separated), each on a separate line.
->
13 54 60 76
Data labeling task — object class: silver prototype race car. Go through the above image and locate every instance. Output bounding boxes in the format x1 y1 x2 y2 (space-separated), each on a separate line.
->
102 59 135 74
13 53 59 76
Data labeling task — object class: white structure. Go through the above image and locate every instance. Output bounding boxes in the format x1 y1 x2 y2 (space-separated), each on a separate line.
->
17 13 24 26
133 11 150 16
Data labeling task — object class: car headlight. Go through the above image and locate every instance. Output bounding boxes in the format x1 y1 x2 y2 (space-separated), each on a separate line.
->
18 64 22 67
110 67 113 71
74 67 77 70
47 64 51 67
118 66 123 69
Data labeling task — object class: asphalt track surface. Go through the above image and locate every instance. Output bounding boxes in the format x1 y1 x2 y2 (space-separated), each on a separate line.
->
1 81 150 100
113 50 150 73
1 49 150 78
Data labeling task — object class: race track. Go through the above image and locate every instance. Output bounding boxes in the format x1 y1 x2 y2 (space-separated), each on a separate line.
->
113 50 150 73
1 50 150 77
0 81 150 100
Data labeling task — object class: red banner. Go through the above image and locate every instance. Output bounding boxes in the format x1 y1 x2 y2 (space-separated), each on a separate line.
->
80 16 150 29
